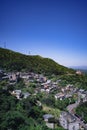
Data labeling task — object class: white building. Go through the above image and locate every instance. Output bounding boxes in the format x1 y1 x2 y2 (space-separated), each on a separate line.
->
43 114 55 129
59 111 80 130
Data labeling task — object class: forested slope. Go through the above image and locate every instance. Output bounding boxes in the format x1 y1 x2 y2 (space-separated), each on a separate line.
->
0 48 74 75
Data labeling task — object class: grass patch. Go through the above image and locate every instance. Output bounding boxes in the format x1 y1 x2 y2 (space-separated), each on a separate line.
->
43 104 60 119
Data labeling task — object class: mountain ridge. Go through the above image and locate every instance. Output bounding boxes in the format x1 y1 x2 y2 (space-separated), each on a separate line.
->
0 47 75 75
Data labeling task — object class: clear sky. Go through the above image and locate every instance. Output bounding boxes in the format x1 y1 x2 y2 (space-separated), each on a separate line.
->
0 0 87 67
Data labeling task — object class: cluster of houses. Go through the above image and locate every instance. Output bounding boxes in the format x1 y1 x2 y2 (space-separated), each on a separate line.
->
0 70 47 83
54 84 76 100
0 70 20 84
43 111 87 130
40 80 59 93
43 110 87 130
1 69 87 130
20 72 47 83
54 85 87 104
77 89 87 103
1 70 82 102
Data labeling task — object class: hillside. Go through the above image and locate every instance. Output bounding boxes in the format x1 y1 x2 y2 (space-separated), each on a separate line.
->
0 48 74 75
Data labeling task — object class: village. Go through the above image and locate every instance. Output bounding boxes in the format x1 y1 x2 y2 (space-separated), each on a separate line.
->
0 69 87 130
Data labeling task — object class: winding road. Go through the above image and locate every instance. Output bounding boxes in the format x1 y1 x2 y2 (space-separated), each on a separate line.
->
67 102 79 114
67 102 87 129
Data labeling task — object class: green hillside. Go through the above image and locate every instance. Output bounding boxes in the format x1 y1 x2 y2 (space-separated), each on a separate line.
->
0 47 74 75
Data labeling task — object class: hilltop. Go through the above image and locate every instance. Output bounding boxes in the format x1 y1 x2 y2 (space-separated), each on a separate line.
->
0 47 74 75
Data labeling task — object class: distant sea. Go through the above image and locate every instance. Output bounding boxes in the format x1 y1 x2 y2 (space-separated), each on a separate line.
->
70 66 87 70
69 66 87 74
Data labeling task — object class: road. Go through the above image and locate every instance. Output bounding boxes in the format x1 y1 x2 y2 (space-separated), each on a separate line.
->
67 102 79 114
67 102 87 129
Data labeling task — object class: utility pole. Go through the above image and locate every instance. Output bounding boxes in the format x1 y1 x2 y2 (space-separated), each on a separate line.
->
29 51 31 55
4 42 6 48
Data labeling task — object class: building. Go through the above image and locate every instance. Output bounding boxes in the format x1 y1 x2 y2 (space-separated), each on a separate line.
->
55 92 65 100
11 90 22 99
59 111 80 130
78 89 87 103
23 92 31 99
76 70 83 75
43 114 55 129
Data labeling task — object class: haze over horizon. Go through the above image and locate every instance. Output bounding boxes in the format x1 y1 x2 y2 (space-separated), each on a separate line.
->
0 0 87 67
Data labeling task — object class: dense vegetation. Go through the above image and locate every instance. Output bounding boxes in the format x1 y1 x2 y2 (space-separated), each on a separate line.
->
0 47 74 75
76 102 87 123
39 93 75 111
0 87 65 130
0 88 44 130
58 74 87 90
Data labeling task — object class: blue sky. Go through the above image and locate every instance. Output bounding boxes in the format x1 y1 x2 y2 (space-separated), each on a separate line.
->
0 0 87 67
